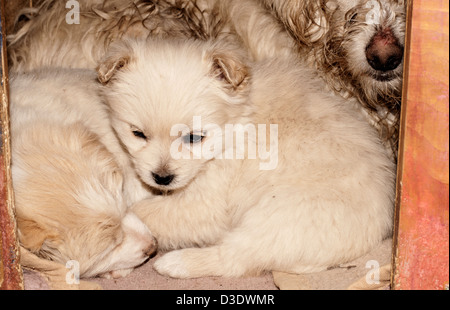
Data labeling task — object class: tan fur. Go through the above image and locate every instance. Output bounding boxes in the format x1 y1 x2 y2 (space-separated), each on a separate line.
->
99 37 395 278
7 0 208 71
10 68 157 278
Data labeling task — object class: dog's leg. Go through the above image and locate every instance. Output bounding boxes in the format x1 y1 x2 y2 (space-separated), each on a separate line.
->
152 197 338 278
154 244 264 278
131 195 229 250
154 247 223 278
153 228 275 278
153 235 329 279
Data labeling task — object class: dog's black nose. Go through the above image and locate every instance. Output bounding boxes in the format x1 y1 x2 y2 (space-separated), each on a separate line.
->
366 29 404 72
152 173 175 186
366 44 403 72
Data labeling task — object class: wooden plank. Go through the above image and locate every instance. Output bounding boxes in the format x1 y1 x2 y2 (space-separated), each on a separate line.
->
0 0 24 290
393 0 449 290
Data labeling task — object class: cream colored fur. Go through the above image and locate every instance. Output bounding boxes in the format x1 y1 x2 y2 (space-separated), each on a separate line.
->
98 37 396 278
7 0 403 161
10 68 157 278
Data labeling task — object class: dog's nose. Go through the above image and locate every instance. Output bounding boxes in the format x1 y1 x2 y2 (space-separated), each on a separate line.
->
366 29 404 72
152 172 175 186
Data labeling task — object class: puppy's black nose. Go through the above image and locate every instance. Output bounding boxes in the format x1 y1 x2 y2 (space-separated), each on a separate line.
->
152 173 175 186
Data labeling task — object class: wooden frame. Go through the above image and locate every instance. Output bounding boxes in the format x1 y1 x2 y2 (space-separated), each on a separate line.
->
392 0 449 290
0 0 24 290
0 0 448 290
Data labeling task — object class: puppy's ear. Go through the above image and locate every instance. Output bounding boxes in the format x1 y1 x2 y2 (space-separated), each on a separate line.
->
210 50 250 92
97 40 134 84
97 55 130 85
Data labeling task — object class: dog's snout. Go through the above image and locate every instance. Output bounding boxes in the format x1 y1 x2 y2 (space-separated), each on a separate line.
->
152 172 175 186
366 29 404 72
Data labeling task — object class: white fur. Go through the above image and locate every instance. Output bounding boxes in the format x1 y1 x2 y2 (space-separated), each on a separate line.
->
99 38 396 278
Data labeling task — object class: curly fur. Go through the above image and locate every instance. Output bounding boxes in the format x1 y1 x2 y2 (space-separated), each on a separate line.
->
260 0 407 160
7 0 209 71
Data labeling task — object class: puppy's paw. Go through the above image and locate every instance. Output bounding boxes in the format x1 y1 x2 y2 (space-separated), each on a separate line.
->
154 251 190 278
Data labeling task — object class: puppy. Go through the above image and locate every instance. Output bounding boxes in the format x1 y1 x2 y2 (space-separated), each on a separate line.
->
10 68 156 278
97 37 396 278
260 0 407 160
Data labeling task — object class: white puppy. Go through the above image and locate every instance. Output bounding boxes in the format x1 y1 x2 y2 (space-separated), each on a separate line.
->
10 68 156 278
98 37 396 278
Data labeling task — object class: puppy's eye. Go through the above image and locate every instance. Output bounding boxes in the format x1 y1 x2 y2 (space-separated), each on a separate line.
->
183 133 205 144
133 130 147 140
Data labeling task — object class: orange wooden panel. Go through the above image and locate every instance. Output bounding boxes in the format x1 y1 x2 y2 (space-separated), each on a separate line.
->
0 157 23 290
0 0 24 290
393 0 449 290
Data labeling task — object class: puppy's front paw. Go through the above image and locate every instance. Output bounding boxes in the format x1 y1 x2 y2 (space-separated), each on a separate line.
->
154 251 190 278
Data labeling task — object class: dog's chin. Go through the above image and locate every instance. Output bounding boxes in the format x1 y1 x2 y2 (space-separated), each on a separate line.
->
368 70 400 82
362 68 403 88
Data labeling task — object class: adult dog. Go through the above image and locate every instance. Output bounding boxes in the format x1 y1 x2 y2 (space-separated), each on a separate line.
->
260 0 406 159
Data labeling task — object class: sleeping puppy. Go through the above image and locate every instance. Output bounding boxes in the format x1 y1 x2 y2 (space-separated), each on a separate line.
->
10 68 156 278
97 37 396 278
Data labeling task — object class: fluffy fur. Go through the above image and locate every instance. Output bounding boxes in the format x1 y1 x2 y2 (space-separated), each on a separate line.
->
9 68 157 278
7 0 295 70
7 0 209 71
260 0 407 159
97 37 396 278
7 0 404 159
